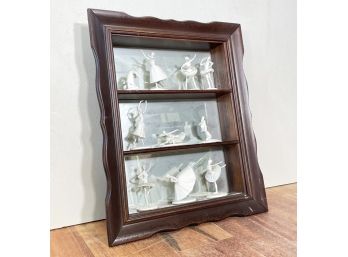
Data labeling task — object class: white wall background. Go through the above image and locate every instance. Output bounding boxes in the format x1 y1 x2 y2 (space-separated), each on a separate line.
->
51 0 296 229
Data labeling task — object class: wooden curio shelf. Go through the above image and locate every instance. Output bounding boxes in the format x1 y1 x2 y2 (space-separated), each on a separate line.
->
88 9 267 246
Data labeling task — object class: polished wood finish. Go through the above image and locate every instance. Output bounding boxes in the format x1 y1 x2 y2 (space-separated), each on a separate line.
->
123 140 239 156
87 9 267 246
117 89 232 100
51 184 296 257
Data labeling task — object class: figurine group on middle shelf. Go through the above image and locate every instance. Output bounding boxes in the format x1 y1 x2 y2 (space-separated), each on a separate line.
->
125 100 217 150
127 154 228 212
121 51 217 90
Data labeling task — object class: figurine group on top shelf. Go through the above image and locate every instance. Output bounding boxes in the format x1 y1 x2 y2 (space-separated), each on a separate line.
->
125 100 218 150
120 50 217 90
127 153 229 212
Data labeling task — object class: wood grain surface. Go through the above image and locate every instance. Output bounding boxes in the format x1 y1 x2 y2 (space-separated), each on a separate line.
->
51 184 296 257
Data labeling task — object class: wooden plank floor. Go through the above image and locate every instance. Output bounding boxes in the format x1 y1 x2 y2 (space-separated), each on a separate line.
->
51 184 297 257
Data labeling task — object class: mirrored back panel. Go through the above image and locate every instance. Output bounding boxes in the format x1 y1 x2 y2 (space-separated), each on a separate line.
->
119 99 223 151
125 147 244 214
114 47 218 90
112 35 230 91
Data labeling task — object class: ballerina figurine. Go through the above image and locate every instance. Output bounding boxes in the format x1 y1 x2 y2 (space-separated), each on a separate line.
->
180 54 198 90
165 162 197 204
126 100 147 150
197 116 212 141
123 70 139 90
129 158 156 211
200 57 215 89
204 159 227 198
141 51 167 90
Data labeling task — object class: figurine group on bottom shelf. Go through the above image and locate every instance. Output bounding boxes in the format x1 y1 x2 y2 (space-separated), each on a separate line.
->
125 101 216 150
127 154 228 212
121 50 217 90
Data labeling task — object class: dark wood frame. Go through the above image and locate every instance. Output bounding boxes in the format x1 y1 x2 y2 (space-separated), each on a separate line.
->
87 8 268 247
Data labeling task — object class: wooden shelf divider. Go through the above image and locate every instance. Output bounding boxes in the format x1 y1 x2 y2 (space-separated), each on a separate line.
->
117 89 232 100
123 140 239 156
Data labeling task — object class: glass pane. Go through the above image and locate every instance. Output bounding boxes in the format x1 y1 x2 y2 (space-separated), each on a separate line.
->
125 148 242 214
119 99 222 150
114 47 218 90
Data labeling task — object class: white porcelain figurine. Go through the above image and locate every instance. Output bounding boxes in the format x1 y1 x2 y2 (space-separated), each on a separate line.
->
204 159 227 198
166 162 197 204
197 116 212 141
184 122 193 141
129 158 156 211
126 100 147 150
141 51 167 90
200 57 215 89
156 129 186 146
189 155 211 199
180 54 198 90
123 70 139 90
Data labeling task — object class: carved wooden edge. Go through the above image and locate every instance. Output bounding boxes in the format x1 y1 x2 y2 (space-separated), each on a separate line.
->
88 9 124 245
227 27 268 210
87 8 267 246
88 8 239 41
113 198 266 246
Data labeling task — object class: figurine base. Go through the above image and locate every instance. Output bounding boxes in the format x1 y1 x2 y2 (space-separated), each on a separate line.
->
206 192 228 199
190 192 210 200
150 87 165 90
137 205 158 212
123 87 140 90
157 203 172 209
137 182 155 189
202 138 220 143
172 197 196 205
